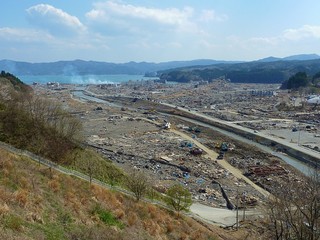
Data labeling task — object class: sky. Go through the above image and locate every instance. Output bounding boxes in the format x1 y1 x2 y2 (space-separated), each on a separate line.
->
1 0 320 63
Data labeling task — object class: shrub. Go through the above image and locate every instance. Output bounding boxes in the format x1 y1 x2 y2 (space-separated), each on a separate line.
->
92 204 124 229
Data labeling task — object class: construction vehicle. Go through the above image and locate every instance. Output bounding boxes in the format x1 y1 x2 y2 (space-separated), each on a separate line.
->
220 142 228 151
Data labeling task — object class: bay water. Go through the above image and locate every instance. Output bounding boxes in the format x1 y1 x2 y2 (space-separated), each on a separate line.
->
18 74 157 85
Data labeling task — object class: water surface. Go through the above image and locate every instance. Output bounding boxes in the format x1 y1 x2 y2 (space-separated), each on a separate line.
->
18 74 157 85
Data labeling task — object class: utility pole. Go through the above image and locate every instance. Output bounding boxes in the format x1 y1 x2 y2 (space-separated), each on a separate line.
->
242 191 246 221
298 122 301 146
236 187 239 229
242 205 246 221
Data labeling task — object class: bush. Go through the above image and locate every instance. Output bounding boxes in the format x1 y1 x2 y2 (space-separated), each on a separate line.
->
92 205 124 229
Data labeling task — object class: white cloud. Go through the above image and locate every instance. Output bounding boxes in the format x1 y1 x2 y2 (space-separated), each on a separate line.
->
86 1 225 35
87 2 192 25
222 25 320 60
249 36 279 46
239 24 320 55
199 10 228 23
283 25 320 41
0 27 54 42
26 4 86 36
248 25 320 45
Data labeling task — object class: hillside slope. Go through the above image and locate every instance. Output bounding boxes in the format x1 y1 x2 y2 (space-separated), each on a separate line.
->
0 71 32 97
0 148 259 240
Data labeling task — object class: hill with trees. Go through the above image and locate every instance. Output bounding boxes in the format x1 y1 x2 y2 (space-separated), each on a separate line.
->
280 71 320 92
0 59 240 76
0 71 32 94
0 74 81 163
0 54 319 78
159 59 320 84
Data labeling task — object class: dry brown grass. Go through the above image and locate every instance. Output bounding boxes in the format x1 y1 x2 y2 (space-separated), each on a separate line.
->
18 176 30 189
143 219 161 237
48 178 60 193
127 211 138 226
0 154 14 179
166 221 174 233
33 194 43 205
26 211 44 224
0 148 263 240
147 204 158 219
64 190 76 201
0 203 10 216
190 229 205 240
179 232 188 240
64 191 82 213
1 169 10 178
0 186 12 203
107 193 123 209
0 150 15 169
115 192 124 203
90 184 107 200
113 209 125 219
14 189 29 207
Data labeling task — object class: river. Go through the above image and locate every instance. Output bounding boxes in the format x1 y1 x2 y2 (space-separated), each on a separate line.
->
172 115 313 176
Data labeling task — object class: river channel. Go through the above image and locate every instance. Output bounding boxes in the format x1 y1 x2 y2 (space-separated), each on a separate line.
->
172 115 312 176
72 89 313 176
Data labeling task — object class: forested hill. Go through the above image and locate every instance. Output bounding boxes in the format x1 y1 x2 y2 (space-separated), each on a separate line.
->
159 59 320 84
0 59 239 76
1 54 320 84
0 71 31 93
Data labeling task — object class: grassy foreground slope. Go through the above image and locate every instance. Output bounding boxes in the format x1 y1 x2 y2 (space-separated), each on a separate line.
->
0 148 259 240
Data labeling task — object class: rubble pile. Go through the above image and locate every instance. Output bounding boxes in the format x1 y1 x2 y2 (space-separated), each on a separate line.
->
34 82 315 210
81 113 262 207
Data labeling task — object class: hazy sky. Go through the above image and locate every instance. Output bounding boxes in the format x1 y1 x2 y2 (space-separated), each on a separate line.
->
1 0 320 63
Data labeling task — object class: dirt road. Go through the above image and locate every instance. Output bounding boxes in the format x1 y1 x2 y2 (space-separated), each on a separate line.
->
170 129 270 198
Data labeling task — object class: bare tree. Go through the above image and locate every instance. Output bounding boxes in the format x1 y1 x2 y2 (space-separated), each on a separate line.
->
126 169 149 201
264 170 320 240
105 167 123 187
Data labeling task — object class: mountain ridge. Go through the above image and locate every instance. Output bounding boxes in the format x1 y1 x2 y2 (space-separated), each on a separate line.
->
1 54 319 76
257 53 320 62
158 58 320 84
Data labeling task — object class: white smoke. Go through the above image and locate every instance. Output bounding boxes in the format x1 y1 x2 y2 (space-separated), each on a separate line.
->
69 75 117 84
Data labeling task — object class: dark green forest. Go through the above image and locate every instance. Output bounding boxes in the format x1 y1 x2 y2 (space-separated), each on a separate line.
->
280 71 320 90
159 59 320 84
